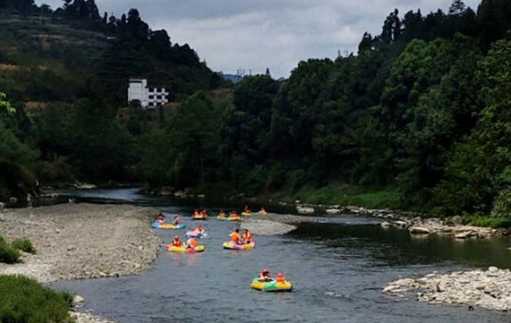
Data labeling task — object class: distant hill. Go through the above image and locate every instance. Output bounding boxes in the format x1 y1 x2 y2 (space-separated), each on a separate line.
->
0 0 225 106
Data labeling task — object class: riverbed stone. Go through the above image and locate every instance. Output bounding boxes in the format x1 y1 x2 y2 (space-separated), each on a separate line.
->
384 267 511 311
409 227 431 235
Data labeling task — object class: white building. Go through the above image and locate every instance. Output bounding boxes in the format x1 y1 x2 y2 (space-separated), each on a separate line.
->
128 78 169 109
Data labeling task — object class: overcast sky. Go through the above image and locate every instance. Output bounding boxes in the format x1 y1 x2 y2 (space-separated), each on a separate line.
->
37 0 481 77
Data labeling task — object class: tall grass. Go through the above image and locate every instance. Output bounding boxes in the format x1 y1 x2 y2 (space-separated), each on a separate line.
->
0 275 73 323
0 236 20 264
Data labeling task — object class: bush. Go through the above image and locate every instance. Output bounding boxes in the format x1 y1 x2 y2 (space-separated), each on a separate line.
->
0 275 73 323
11 238 36 254
0 236 20 264
461 214 511 229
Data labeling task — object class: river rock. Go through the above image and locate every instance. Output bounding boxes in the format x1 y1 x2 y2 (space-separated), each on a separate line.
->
394 220 408 229
381 222 391 229
73 295 85 307
159 186 173 196
409 227 431 235
297 206 314 214
455 230 476 239
325 208 341 214
384 267 511 311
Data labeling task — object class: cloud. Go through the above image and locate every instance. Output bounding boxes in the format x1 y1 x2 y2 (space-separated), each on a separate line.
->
37 0 482 77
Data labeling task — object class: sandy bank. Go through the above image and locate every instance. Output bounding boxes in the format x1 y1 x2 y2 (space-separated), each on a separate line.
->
0 203 161 323
0 203 161 281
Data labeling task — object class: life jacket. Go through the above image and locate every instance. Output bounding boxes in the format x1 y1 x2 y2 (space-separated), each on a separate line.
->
187 238 197 248
276 274 285 283
172 238 181 247
242 232 252 242
230 232 240 242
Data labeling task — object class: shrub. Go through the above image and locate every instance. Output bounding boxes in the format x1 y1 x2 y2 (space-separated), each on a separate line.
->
491 188 511 218
461 214 511 229
0 275 73 323
11 238 36 254
0 236 20 264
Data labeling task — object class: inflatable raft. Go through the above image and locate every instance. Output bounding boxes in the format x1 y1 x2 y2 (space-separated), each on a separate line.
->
217 215 241 221
152 223 185 230
185 230 208 239
166 245 205 253
223 241 255 250
250 279 293 292
192 214 207 220
241 212 252 217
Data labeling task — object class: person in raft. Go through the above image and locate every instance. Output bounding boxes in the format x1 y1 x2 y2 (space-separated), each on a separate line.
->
200 209 207 216
193 209 200 216
244 205 250 213
157 213 165 225
196 225 205 235
276 273 285 283
242 229 252 244
229 229 242 245
219 210 226 217
186 237 197 250
230 210 239 217
171 236 182 247
258 268 272 282
173 215 182 225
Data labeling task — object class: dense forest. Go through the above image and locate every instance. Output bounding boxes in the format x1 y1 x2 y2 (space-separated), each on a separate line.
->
3 0 511 225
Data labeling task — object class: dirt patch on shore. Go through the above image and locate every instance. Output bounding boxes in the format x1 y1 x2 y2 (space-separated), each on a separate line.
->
0 203 161 282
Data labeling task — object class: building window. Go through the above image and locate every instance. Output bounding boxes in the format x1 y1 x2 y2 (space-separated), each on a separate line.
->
149 95 154 99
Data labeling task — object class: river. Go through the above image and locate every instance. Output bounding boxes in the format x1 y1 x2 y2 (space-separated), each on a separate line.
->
54 188 511 322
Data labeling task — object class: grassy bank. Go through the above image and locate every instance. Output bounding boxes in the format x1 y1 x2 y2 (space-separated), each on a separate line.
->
268 184 403 210
0 275 73 323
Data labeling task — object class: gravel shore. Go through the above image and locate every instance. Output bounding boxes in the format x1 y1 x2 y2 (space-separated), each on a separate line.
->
384 267 511 311
0 203 161 323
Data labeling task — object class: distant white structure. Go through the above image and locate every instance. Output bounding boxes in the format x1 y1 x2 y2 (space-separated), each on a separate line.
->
128 78 169 109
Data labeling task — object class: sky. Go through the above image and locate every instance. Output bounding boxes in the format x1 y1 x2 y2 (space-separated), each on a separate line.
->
37 0 481 77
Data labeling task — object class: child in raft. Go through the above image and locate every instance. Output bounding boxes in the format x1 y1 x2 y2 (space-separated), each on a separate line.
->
186 237 197 250
157 213 165 225
173 215 182 225
229 229 242 244
258 268 273 282
171 236 182 247
241 229 252 244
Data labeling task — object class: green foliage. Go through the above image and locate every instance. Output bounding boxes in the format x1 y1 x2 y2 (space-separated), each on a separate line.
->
460 214 511 229
0 92 15 115
0 275 73 323
11 238 36 254
0 236 21 264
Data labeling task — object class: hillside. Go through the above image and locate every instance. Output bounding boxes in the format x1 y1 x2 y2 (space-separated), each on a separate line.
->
0 1 222 106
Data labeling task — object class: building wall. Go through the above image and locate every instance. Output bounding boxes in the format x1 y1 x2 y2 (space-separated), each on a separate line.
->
128 78 168 109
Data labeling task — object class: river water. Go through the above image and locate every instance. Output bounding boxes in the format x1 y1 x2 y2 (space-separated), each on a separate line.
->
54 188 511 322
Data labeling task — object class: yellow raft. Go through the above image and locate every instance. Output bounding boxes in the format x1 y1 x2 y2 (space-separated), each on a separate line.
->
217 215 241 221
167 245 205 253
241 212 252 217
222 241 255 250
250 279 293 292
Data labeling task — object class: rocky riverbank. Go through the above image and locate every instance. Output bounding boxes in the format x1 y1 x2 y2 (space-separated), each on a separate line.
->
294 203 506 239
384 267 511 311
0 203 161 323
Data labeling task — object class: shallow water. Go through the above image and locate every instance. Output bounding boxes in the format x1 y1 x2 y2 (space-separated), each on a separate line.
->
54 189 511 322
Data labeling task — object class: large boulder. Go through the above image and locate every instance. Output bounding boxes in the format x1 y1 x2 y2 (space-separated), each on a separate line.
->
409 227 431 235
